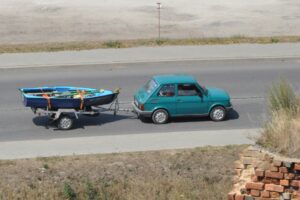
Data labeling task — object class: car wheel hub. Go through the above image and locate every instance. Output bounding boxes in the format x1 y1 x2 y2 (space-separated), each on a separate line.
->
61 118 71 129
213 109 224 120
155 112 166 123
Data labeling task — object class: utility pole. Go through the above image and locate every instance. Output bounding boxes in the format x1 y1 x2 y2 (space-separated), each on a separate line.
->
157 2 162 41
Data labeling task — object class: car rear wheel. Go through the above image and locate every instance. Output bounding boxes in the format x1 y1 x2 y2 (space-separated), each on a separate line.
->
210 106 226 121
152 109 169 124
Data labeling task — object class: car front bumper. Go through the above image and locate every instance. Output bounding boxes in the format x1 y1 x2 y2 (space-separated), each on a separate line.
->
132 102 152 117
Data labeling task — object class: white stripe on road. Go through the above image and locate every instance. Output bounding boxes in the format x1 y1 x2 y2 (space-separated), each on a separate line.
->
0 129 260 160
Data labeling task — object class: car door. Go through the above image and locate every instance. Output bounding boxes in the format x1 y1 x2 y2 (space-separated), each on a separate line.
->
147 84 177 116
176 83 208 115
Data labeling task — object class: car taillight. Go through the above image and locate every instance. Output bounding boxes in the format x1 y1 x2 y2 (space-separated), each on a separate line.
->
139 104 144 111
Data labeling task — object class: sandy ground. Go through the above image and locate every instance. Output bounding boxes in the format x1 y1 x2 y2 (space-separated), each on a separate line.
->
0 0 300 44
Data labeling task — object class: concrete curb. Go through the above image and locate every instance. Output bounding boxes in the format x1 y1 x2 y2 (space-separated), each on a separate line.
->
1 55 300 70
0 128 260 160
0 43 299 69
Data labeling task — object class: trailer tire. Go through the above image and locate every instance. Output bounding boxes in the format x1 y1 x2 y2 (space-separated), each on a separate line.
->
57 115 74 130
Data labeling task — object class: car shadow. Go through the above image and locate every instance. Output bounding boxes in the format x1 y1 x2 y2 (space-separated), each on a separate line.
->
32 112 133 130
140 109 239 124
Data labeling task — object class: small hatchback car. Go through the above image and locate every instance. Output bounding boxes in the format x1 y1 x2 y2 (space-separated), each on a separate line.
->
133 74 232 124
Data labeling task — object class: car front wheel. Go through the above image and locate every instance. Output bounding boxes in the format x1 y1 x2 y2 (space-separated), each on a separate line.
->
152 109 169 124
210 106 226 121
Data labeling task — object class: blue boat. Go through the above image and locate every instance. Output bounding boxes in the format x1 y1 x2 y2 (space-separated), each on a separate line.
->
19 86 119 110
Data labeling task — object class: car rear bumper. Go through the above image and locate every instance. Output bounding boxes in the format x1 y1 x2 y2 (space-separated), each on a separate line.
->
226 106 233 111
132 102 152 117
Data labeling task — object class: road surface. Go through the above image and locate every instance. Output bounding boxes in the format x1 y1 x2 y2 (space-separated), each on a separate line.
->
1 58 299 144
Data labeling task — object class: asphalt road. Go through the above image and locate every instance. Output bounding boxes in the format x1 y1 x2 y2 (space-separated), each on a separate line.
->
0 58 299 142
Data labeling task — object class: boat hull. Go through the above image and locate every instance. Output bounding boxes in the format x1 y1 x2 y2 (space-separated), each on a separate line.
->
23 93 118 110
20 86 118 110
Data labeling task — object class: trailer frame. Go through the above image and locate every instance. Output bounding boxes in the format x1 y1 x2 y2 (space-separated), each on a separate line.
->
31 96 133 130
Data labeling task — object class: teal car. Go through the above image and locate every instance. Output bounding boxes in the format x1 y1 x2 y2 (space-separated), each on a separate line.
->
133 74 232 124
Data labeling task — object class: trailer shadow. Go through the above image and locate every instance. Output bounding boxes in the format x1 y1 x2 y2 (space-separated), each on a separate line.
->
32 112 133 130
141 109 239 124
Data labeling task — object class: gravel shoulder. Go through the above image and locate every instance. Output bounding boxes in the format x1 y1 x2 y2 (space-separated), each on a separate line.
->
1 0 299 44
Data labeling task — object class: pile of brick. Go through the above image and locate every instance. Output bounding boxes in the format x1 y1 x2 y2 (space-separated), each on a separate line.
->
228 146 300 200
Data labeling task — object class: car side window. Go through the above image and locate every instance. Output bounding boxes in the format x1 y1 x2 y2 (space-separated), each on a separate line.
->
178 84 201 96
158 84 175 97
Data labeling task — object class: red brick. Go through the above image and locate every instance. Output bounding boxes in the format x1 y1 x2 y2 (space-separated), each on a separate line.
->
284 173 295 180
235 194 245 200
250 189 260 197
255 169 265 177
295 163 300 171
280 179 289 186
251 175 259 182
245 182 264 190
265 184 284 192
273 160 282 167
261 190 270 198
291 180 300 188
265 171 283 179
270 192 280 198
228 192 235 200
262 177 280 185
279 167 288 173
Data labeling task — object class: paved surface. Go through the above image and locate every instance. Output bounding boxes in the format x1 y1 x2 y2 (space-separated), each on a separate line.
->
1 45 300 159
1 0 300 43
0 129 259 159
1 43 300 69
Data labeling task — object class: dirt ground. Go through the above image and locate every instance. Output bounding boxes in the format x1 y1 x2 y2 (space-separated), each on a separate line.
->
0 0 299 44
0 145 245 200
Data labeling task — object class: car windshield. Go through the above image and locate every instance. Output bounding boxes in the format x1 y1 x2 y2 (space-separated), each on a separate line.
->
144 79 158 94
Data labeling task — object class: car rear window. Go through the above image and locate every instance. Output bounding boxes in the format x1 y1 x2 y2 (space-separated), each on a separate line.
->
178 84 201 96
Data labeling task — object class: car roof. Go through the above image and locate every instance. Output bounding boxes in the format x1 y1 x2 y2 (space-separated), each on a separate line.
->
152 74 197 84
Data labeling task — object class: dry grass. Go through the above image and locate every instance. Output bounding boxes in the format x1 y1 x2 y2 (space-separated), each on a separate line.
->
0 35 299 53
0 145 245 200
256 79 300 158
256 110 300 158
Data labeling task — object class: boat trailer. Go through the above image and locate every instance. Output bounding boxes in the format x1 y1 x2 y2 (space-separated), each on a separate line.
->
31 96 133 130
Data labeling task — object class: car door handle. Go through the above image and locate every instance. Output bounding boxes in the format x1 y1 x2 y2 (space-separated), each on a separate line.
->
177 99 182 102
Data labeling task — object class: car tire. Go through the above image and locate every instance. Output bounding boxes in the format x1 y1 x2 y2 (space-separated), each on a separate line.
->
57 115 74 130
210 106 226 121
152 109 169 124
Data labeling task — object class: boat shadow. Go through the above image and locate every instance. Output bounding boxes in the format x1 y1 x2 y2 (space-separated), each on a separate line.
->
32 112 132 130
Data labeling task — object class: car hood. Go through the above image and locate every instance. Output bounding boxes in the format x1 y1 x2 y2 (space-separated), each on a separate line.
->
206 87 230 101
134 87 149 104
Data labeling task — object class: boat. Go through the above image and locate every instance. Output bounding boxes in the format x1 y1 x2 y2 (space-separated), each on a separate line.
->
19 86 119 110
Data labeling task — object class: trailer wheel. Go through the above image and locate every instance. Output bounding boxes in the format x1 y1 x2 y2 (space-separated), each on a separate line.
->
57 115 74 130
